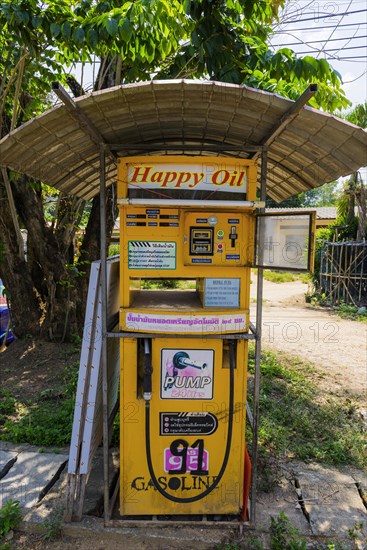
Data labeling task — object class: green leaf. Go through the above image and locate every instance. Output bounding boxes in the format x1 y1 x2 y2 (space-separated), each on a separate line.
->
319 58 330 79
50 23 61 38
73 27 85 44
62 21 71 39
119 18 133 42
105 17 118 37
87 28 99 48
183 0 191 14
18 11 30 25
32 15 42 29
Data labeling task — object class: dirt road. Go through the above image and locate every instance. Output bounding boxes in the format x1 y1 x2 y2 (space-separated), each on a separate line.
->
250 279 367 396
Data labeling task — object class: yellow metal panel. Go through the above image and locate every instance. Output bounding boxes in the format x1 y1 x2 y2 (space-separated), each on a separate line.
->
118 156 255 517
120 338 248 516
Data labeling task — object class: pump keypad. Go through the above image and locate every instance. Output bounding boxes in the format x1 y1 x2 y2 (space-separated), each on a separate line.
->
184 212 247 266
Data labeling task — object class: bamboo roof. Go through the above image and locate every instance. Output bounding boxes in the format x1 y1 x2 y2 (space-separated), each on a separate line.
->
0 80 366 202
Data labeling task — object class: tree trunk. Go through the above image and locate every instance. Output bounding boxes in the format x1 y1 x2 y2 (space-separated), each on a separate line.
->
8 174 80 340
75 184 117 329
0 178 43 337
0 72 118 342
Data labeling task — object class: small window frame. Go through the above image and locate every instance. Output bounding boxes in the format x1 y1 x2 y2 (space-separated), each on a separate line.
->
255 211 316 272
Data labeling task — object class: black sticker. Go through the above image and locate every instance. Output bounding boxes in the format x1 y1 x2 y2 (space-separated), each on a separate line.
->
146 209 160 214
160 412 218 436
228 218 239 224
196 218 208 223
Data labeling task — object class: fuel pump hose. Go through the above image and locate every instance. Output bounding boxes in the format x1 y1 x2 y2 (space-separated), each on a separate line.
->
145 341 235 503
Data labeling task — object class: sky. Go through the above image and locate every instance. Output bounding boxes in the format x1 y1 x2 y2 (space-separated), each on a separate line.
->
72 0 366 180
73 1 367 108
270 0 367 107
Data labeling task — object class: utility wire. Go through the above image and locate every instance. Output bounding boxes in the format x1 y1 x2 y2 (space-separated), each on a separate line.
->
276 8 367 25
271 35 367 47
316 0 353 58
296 45 367 54
344 69 367 83
273 22 367 33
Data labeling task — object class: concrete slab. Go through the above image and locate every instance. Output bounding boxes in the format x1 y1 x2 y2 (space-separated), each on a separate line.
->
0 450 18 479
295 463 367 539
0 451 68 509
256 476 312 536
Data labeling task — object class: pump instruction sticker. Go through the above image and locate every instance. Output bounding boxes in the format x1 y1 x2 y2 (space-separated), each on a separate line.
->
128 241 176 270
160 412 218 436
161 349 214 400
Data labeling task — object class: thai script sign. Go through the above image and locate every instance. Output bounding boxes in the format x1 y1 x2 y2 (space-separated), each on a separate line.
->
124 312 247 333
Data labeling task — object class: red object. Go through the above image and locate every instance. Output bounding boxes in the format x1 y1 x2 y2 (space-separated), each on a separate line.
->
241 447 252 521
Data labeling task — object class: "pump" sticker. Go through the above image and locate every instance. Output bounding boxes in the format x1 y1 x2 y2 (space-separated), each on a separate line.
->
161 349 214 400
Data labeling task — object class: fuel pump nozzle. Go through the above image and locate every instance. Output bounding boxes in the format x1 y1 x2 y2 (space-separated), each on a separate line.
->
143 339 153 401
173 351 207 371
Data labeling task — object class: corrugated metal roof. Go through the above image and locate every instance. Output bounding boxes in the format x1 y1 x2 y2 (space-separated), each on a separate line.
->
266 206 338 219
0 80 366 202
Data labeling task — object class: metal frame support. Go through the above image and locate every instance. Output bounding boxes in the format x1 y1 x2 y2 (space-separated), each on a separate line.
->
251 84 317 162
109 143 263 153
52 82 117 164
99 145 110 524
250 148 267 523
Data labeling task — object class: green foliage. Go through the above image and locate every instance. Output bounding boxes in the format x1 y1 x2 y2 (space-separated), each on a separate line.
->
0 500 22 539
335 303 367 323
344 101 367 128
108 243 120 256
267 180 341 208
0 364 78 446
141 278 180 289
269 513 306 550
0 0 350 114
263 270 309 284
298 181 341 208
42 504 64 541
247 346 366 469
0 390 16 415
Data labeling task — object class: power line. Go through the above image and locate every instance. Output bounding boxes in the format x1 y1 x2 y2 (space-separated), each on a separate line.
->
296 46 367 54
277 8 367 25
271 35 367 47
273 22 367 33
315 0 353 58
334 56 367 60
344 69 367 83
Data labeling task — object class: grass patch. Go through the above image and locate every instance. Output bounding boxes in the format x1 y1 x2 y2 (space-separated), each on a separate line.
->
0 363 78 447
334 303 367 323
247 345 366 473
141 279 196 290
262 270 310 284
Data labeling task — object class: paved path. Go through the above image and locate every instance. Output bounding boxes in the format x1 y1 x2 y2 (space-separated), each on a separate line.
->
0 446 67 509
251 279 367 395
1 443 366 547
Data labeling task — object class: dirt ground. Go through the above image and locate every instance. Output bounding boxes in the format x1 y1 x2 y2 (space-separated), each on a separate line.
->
251 279 367 396
1 280 366 549
0 339 80 403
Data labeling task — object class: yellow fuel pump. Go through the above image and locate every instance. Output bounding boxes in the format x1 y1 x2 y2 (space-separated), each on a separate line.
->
118 156 258 517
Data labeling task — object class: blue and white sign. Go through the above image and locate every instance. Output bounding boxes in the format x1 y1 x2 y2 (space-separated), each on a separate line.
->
204 278 240 308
